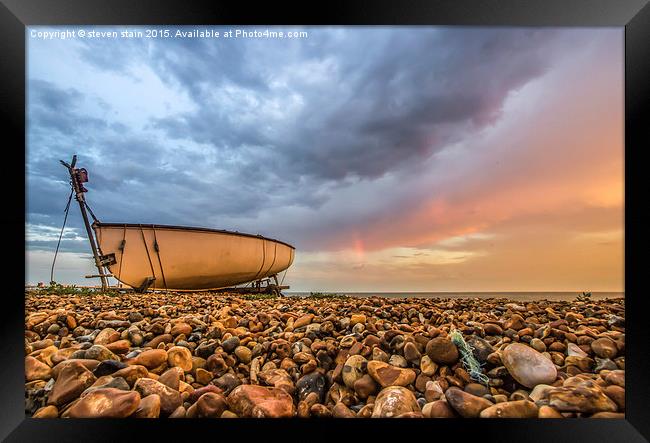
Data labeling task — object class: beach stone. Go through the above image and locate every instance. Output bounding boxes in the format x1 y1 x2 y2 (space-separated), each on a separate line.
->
221 337 240 353
342 355 367 388
48 361 97 406
84 375 130 393
484 323 503 335
480 400 538 418
234 346 252 364
167 346 192 372
547 379 617 413
403 342 421 362
133 378 182 416
112 365 149 387
296 372 326 402
425 337 459 365
444 387 493 418
92 360 127 378
84 345 119 362
591 338 618 359
388 354 408 368
604 385 625 410
188 385 224 403
591 412 625 418
422 400 456 418
538 405 564 418
567 343 588 357
94 328 119 345
195 368 213 385
310 403 332 417
420 355 438 376
213 373 242 395
195 392 228 418
332 402 356 418
353 374 379 399
505 314 525 330
293 314 314 329
67 388 140 418
594 357 618 372
133 394 161 418
530 338 547 353
144 334 172 349
372 386 420 418
158 367 183 391
227 385 295 418
170 322 192 336
25 356 52 382
502 343 557 388
466 336 494 363
464 383 490 398
372 347 389 363
169 405 186 418
605 370 625 388
33 405 59 418
132 349 167 369
529 384 555 402
367 361 416 388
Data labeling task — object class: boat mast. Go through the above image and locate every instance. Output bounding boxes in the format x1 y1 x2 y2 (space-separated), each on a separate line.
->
59 155 109 291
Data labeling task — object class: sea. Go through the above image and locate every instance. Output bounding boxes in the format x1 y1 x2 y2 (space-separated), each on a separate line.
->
284 291 624 301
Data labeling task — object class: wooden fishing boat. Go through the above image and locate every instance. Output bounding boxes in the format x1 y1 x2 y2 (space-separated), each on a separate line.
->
93 222 295 291
55 155 295 292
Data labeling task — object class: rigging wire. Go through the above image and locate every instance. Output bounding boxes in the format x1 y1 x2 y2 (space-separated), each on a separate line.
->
50 189 74 284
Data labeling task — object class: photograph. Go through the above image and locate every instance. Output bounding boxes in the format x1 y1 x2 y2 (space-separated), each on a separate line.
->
24 24 626 420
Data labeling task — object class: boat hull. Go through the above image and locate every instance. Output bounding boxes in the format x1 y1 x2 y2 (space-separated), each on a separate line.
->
93 223 295 291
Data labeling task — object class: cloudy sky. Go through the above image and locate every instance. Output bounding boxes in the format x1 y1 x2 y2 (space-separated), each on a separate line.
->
26 26 624 292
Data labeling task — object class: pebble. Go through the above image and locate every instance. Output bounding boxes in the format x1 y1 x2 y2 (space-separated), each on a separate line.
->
25 356 52 382
227 385 295 418
591 338 618 359
134 394 161 418
425 337 459 365
133 378 182 416
479 400 539 418
502 343 557 388
296 372 326 402
195 392 228 418
367 361 416 387
342 355 367 388
48 361 96 406
167 346 193 372
444 387 493 418
67 388 141 418
422 400 456 418
372 386 420 418
547 379 617 414
24 290 625 420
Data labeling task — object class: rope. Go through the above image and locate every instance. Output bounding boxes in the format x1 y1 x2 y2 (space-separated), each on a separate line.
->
139 224 156 281
50 189 74 284
280 268 288 285
83 200 99 223
152 226 168 290
117 225 126 281
450 329 490 386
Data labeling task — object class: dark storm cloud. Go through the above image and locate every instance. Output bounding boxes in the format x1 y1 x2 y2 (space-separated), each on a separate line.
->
142 28 559 181
27 27 576 255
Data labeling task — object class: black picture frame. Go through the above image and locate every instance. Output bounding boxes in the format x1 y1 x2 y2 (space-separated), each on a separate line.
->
3 0 648 441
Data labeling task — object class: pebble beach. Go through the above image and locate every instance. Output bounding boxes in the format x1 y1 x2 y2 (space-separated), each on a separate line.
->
25 290 625 418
